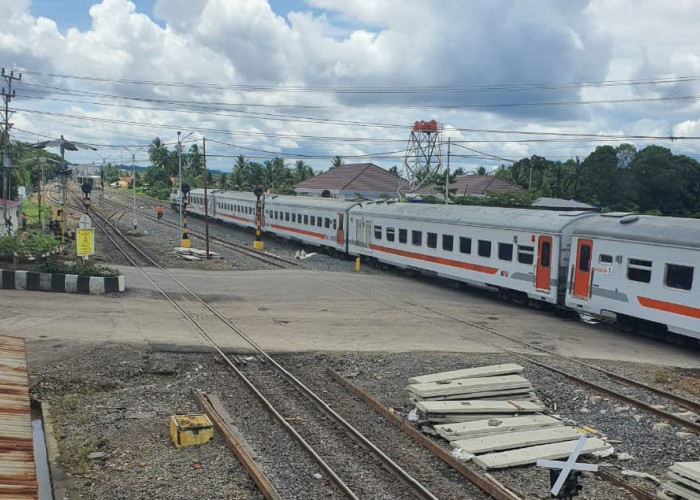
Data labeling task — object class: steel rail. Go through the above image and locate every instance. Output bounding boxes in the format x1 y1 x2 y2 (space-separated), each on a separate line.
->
311 275 700 433
100 192 299 269
328 369 523 500
85 203 438 499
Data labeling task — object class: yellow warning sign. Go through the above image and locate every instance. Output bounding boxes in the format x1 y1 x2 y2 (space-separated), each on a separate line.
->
76 228 95 257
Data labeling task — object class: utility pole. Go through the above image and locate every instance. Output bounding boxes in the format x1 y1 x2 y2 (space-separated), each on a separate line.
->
1 68 21 231
445 138 450 205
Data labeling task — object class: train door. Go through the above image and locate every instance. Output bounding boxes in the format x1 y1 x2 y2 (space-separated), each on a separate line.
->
572 239 593 299
354 218 372 251
337 213 344 245
535 236 552 292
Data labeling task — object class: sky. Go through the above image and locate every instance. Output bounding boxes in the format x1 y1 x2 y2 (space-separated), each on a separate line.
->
2 0 700 174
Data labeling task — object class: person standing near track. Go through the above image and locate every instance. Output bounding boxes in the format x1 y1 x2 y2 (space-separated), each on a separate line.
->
156 205 163 220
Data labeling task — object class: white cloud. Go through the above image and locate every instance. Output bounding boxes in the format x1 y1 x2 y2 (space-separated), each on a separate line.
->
0 0 699 169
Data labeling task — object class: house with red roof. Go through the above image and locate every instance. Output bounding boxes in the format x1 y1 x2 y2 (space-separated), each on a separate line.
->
294 163 403 199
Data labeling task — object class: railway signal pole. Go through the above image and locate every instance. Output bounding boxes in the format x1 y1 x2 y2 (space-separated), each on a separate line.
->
181 183 190 248
253 185 264 250
202 137 210 259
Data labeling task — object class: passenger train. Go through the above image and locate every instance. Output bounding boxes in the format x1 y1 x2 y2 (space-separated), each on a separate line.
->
173 188 700 344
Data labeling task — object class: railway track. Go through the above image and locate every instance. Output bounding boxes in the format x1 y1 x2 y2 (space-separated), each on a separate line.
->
100 188 301 269
71 193 493 499
291 271 697 498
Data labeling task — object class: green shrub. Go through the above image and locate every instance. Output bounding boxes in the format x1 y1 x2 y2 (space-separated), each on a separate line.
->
0 231 60 261
40 258 121 277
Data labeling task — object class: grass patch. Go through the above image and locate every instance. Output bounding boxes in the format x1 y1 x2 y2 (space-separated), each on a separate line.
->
58 435 99 475
648 368 700 397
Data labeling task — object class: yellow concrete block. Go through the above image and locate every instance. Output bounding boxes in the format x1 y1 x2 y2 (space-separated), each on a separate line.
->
170 414 214 449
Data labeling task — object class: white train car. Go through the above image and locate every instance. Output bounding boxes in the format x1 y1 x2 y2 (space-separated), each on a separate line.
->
264 195 358 251
186 188 217 218
209 190 259 230
347 201 596 304
566 213 700 340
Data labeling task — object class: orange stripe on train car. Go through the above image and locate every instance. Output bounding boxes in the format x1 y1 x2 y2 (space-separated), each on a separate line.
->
369 244 499 274
270 224 327 240
220 213 252 223
638 296 700 319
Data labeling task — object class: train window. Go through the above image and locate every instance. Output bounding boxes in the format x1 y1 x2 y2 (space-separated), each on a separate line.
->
273 210 277 219
374 225 383 239
332 219 337 230
498 243 513 261
541 241 552 268
412 230 422 246
442 235 454 251
386 227 395 242
478 240 491 258
459 237 472 254
304 215 309 225
317 217 322 227
599 254 613 264
627 258 652 283
285 212 290 222
427 232 437 249
517 245 534 265
292 213 296 222
399 229 408 244
325 218 330 229
665 264 693 290
310 216 316 225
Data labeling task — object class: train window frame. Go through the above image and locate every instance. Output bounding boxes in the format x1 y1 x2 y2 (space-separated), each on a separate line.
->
664 264 694 291
374 225 383 240
325 217 331 229
292 213 296 223
541 241 552 269
332 219 337 230
442 234 454 252
285 212 290 222
459 237 472 254
304 214 309 225
478 240 491 258
317 216 322 227
627 258 652 283
310 215 316 225
427 232 437 249
399 229 408 244
412 230 423 247
498 243 513 261
386 227 395 242
577 244 590 272
517 245 534 265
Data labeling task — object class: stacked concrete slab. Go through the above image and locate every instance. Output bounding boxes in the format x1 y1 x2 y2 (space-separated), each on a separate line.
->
408 364 609 469
659 462 700 499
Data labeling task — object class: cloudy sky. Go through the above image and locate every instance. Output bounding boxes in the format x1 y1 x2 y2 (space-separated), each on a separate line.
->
2 0 700 173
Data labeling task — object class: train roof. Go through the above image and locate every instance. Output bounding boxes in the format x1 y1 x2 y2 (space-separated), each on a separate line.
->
572 213 700 249
265 194 359 211
351 201 596 233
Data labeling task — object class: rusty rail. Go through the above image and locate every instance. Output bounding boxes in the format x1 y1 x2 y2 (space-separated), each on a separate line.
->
192 389 283 500
328 369 522 500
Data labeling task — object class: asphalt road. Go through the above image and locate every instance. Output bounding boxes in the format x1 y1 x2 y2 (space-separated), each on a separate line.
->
2 265 698 368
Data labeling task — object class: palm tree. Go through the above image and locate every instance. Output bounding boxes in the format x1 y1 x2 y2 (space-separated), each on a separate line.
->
187 144 203 179
331 155 343 169
293 160 314 183
148 137 169 173
231 155 249 189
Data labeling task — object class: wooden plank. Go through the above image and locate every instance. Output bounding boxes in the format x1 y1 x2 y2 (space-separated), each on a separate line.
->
671 462 700 484
416 399 544 415
452 426 581 454
663 480 700 500
436 415 564 441
410 388 535 402
408 375 531 398
408 363 524 384
472 438 609 470
667 471 700 494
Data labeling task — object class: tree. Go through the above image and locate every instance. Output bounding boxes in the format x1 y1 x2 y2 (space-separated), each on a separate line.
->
579 146 636 210
293 160 314 183
231 155 250 189
219 173 229 190
331 156 343 169
186 143 203 179
148 137 169 173
261 157 289 193
388 165 400 176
